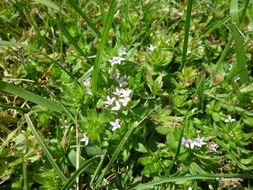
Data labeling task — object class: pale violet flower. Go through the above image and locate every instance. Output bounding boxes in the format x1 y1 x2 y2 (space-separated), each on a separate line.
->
147 44 156 52
61 120 69 129
111 100 121 111
104 96 116 106
113 88 122 96
194 135 206 148
83 77 91 87
182 135 206 149
182 138 195 149
119 97 131 107
110 119 121 131
86 89 92 95
80 133 89 146
225 115 236 123
119 48 127 56
109 56 125 66
116 76 128 87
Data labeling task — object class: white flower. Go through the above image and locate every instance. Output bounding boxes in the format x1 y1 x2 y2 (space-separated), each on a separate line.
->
233 76 240 82
193 135 206 148
61 120 69 128
188 187 192 190
119 89 132 98
80 133 89 146
111 100 121 111
228 64 232 71
182 138 195 149
119 96 131 106
113 88 123 96
110 119 121 131
86 88 92 95
104 96 116 106
119 48 127 56
225 115 236 123
208 143 218 152
147 44 156 52
83 77 91 87
182 135 206 149
109 56 125 66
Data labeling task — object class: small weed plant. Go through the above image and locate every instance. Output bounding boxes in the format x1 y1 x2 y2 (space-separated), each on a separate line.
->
1 0 253 189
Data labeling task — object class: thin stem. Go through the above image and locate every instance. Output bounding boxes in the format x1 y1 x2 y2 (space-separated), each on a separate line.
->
75 109 80 190
22 157 28 190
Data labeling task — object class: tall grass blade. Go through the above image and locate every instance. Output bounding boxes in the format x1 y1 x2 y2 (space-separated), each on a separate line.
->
0 40 27 48
230 0 249 83
0 124 22 153
57 20 87 59
95 105 160 187
91 0 117 95
95 125 136 187
0 81 65 114
127 174 253 190
67 0 101 37
179 0 193 70
24 114 68 182
32 0 67 16
61 156 99 190
216 0 250 72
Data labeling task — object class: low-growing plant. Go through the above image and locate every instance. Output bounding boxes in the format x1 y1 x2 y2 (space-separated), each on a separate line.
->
1 0 253 189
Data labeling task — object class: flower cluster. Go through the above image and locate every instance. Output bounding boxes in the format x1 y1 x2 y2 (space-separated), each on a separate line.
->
109 48 127 66
181 135 206 149
104 88 132 111
105 48 132 131
83 77 92 95
224 115 236 123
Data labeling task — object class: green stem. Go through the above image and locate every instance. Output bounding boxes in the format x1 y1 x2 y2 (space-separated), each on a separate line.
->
179 0 193 70
22 157 28 190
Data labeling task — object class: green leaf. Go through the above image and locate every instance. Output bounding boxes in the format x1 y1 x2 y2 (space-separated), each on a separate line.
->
127 174 253 190
0 81 65 114
179 0 193 70
32 0 67 16
61 156 99 190
91 0 117 94
155 126 170 135
67 0 101 37
230 0 249 83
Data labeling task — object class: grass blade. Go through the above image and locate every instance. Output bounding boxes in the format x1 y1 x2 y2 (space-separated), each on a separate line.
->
230 0 249 83
127 174 253 190
67 0 101 37
95 105 160 187
216 0 250 72
57 19 87 59
95 124 136 187
179 0 193 70
0 81 65 114
32 0 67 16
91 0 117 95
0 40 27 48
61 156 99 190
24 114 68 182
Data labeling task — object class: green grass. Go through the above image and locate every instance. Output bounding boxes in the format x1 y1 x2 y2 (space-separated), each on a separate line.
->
1 0 253 189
